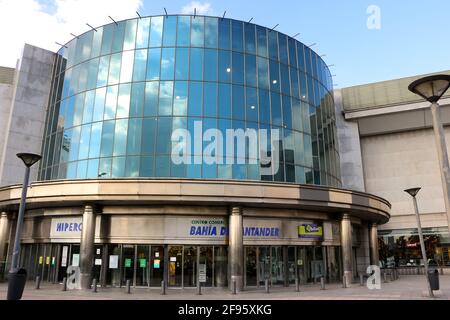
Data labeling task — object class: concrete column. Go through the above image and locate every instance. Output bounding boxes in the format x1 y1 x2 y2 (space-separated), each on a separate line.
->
0 212 11 277
369 223 380 267
228 206 244 292
340 213 353 287
79 205 96 289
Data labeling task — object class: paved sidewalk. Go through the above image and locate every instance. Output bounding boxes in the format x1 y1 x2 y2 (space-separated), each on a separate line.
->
1 275 449 300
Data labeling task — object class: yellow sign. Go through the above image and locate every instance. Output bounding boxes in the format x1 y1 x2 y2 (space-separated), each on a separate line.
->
46 256 50 265
39 256 43 264
298 224 323 239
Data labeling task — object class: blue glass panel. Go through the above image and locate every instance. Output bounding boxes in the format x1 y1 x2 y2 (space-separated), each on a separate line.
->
282 95 292 128
158 81 174 116
104 85 118 120
191 16 204 47
175 48 189 80
100 24 114 55
291 98 302 132
297 42 305 72
218 19 230 50
256 26 267 57
189 48 203 81
89 122 102 158
93 87 106 122
269 60 280 92
231 52 244 85
82 90 94 124
141 118 157 155
290 67 300 99
204 17 218 48
146 48 161 80
132 49 147 81
78 124 91 160
271 93 281 126
112 157 126 177
136 17 150 49
188 82 202 117
97 55 110 87
65 96 75 128
162 16 177 46
218 50 231 83
173 81 188 116
123 19 137 50
87 159 99 178
127 118 142 155
245 54 256 87
144 82 159 116
257 57 269 89
244 23 256 54
177 16 191 46
304 47 312 76
203 82 217 118
268 30 278 60
87 58 99 91
68 126 81 161
156 117 172 154
140 156 154 176
299 72 308 101
149 16 163 47
108 53 122 85
288 38 297 67
72 93 85 127
130 82 145 117
98 158 112 178
161 48 175 80
76 160 87 179
278 33 288 65
218 83 231 119
232 85 245 120
280 63 290 95
231 20 243 52
258 89 270 124
113 119 128 156
116 83 131 118
204 49 217 82
125 156 140 177
245 87 258 123
111 21 126 53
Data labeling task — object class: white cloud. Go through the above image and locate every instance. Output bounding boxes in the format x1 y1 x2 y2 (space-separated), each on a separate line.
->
0 0 142 67
181 1 212 15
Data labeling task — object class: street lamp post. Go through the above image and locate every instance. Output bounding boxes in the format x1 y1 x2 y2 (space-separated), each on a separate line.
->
404 187 433 298
7 153 41 300
408 75 450 233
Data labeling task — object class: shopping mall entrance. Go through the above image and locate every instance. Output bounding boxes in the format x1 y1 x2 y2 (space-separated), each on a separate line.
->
244 245 342 287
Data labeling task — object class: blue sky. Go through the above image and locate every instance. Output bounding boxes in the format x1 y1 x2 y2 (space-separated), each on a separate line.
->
1 0 449 88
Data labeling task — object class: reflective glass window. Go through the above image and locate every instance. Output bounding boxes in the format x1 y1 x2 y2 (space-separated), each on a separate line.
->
269 60 280 92
127 118 142 155
155 156 170 177
290 67 300 99
123 19 137 50
99 158 112 178
268 30 278 60
218 18 230 50
144 81 159 116
112 157 126 177
125 156 140 177
188 82 202 117
204 49 217 82
91 27 103 58
256 26 267 58
158 81 174 116
104 85 118 120
190 48 203 81
177 16 191 46
149 16 163 47
218 83 231 119
78 124 91 160
244 23 256 54
161 48 175 80
65 97 75 128
271 92 282 126
146 48 161 80
87 58 99 90
175 48 189 80
136 17 150 49
297 42 305 72
68 126 81 161
231 20 243 52
93 87 106 122
130 82 145 117
72 93 85 127
257 57 269 89
259 89 270 124
133 49 147 81
156 117 172 154
232 85 245 120
97 55 110 87
67 162 77 179
203 82 217 118
140 156 154 176
282 95 292 128
87 159 99 178
163 16 177 46
232 52 244 85
245 87 258 123
82 90 95 124
78 62 88 93
218 50 231 83
245 54 256 87
108 53 122 85
204 17 218 48
288 38 297 67
141 118 157 155
304 47 312 76
77 160 87 179
119 50 134 83
292 98 302 132
116 83 131 118
111 21 126 53
280 64 290 95
191 17 204 47
278 33 288 65
113 119 128 156
173 81 188 116
89 122 102 158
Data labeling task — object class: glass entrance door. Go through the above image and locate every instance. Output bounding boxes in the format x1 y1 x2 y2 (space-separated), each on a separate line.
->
183 246 197 287
168 246 182 287
271 246 284 285
136 245 150 286
245 246 257 286
121 245 135 286
258 247 270 286
199 246 213 287
150 245 164 286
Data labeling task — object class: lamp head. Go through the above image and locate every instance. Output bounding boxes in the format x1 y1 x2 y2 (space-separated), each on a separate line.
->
404 187 421 198
16 153 42 168
408 75 450 103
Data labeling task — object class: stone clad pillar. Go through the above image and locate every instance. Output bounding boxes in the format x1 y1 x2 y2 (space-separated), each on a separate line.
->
228 206 244 291
340 213 353 287
0 212 11 277
369 223 380 267
79 205 96 289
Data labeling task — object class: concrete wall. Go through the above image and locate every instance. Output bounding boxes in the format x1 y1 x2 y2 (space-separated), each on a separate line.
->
0 82 14 173
361 127 450 231
0 44 55 187
334 89 366 192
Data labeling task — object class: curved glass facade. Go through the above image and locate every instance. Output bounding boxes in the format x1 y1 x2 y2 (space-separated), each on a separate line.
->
39 15 341 187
